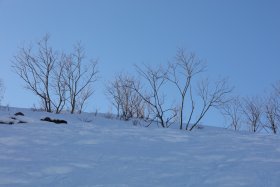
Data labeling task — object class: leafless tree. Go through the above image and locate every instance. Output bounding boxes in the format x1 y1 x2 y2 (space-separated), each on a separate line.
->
106 78 122 117
273 81 280 95
63 43 98 114
166 49 232 131
124 77 146 119
187 78 232 131
168 49 206 129
133 64 177 128
12 34 56 112
0 79 5 105
242 97 263 133
51 56 67 113
106 73 145 120
222 97 243 131
263 83 280 134
264 95 279 134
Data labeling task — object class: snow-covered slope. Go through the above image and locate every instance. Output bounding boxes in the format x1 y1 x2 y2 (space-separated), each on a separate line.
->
0 108 280 187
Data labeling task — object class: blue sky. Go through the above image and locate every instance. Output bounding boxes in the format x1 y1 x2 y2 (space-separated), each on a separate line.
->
0 0 280 126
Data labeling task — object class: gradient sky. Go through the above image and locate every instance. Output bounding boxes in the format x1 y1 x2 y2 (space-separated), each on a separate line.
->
0 0 280 126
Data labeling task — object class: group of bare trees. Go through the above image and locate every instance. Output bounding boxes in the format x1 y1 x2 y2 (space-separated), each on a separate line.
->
11 35 280 134
12 34 98 113
107 49 232 131
223 83 280 134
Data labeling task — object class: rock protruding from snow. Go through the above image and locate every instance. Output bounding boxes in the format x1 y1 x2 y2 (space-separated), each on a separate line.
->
14 112 24 116
0 116 27 124
41 117 67 124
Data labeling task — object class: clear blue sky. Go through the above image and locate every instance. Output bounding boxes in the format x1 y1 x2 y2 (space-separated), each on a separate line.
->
0 0 280 126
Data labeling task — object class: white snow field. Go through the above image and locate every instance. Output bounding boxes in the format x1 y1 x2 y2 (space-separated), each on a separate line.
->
0 108 280 187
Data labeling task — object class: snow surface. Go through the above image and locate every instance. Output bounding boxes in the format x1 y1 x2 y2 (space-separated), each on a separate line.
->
0 107 280 187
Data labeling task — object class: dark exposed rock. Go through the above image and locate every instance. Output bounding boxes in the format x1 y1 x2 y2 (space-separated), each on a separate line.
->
0 116 26 125
40 117 67 124
0 121 14 125
15 112 24 116
41 117 51 122
18 120 27 124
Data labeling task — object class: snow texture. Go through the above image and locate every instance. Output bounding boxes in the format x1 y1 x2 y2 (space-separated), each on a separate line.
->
0 107 280 186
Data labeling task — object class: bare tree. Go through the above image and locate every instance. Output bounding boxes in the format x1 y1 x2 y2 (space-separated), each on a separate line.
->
166 49 232 131
106 73 145 120
242 97 263 133
168 49 206 129
188 78 232 131
133 64 177 128
222 97 243 131
63 43 98 114
106 78 122 117
263 83 280 134
12 34 56 112
0 79 5 105
273 81 280 95
264 96 279 134
51 56 67 113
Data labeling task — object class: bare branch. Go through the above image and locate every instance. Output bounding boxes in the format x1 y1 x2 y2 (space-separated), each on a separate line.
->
189 78 233 131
